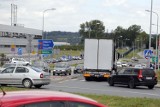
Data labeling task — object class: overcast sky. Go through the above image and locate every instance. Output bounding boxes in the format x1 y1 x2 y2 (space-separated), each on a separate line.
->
0 0 160 33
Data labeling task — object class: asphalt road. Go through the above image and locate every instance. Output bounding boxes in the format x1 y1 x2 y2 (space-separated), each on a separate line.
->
41 75 160 99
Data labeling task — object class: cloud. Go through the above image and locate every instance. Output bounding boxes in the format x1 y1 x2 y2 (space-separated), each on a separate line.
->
103 0 127 7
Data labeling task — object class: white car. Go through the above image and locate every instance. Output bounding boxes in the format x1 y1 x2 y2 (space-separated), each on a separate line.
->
0 66 50 88
116 61 122 67
11 58 30 65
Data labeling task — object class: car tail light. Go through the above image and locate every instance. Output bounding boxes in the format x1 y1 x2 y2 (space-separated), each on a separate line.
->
40 73 44 78
138 70 143 79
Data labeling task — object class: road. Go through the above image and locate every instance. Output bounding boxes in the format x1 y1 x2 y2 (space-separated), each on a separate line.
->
41 75 160 99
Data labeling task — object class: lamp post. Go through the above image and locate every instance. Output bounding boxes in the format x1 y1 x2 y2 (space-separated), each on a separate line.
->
145 0 153 68
146 9 159 70
41 8 56 61
42 8 56 40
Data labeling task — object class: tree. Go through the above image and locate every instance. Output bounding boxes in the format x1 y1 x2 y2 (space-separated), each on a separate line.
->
79 20 105 43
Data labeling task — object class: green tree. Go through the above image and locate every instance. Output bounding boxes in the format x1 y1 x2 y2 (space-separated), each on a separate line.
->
79 20 105 43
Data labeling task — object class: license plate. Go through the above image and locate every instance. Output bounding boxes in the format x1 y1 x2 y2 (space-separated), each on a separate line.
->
146 77 152 79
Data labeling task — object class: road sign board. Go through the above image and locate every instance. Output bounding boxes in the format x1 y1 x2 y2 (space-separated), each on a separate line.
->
38 40 54 54
38 40 54 50
18 48 22 55
38 49 52 54
144 49 152 59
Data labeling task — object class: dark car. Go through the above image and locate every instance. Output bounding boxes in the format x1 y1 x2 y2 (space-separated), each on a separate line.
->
108 68 157 89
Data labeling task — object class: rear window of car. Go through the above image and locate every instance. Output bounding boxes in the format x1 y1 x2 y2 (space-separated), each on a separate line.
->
142 69 155 76
31 67 43 72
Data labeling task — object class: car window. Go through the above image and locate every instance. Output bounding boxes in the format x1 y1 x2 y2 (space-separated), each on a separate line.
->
15 67 29 73
118 69 125 74
1 67 15 73
31 67 43 72
69 102 97 107
142 69 155 76
19 101 65 107
123 69 133 74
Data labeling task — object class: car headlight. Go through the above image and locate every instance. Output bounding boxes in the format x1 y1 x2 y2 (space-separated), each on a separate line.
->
53 70 56 71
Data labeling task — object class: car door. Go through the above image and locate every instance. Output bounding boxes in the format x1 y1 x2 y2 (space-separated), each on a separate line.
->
113 69 125 83
12 67 29 84
0 67 15 84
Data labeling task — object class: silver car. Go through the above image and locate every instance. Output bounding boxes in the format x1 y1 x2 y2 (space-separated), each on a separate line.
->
0 66 50 88
53 62 71 75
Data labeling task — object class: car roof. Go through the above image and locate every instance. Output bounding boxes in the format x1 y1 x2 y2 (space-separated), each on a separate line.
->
0 90 105 107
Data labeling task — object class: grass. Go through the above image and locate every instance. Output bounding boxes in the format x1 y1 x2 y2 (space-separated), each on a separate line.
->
1 87 160 107
53 50 82 58
124 49 142 59
116 48 128 54
78 93 160 107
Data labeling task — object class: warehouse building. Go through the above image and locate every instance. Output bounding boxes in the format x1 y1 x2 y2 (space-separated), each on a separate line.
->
0 24 70 54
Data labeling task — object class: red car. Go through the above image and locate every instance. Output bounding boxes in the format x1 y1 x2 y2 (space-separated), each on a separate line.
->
0 90 107 107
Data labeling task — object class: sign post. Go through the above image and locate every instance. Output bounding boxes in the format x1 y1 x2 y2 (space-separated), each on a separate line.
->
38 39 54 55
144 49 153 68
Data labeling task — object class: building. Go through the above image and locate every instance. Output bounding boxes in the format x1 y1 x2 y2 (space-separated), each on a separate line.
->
0 24 70 54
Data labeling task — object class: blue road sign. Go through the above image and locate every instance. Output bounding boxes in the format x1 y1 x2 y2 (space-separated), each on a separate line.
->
38 40 54 54
38 40 54 50
144 49 152 58
18 48 22 55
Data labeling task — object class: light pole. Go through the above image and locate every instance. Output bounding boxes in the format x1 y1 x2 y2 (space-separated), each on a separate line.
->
41 8 56 61
42 8 56 40
146 9 159 70
145 0 153 68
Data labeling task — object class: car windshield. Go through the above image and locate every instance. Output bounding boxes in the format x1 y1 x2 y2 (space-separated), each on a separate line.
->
142 69 155 76
2 63 16 68
31 67 43 72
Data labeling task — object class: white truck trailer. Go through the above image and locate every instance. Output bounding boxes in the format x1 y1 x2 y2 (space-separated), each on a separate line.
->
83 39 114 81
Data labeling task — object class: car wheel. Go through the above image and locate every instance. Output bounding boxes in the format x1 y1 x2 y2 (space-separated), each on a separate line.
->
148 85 154 89
23 79 32 88
128 80 135 89
53 72 55 75
108 78 114 86
34 85 42 88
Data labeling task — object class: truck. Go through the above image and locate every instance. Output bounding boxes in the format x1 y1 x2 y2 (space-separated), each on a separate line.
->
83 39 115 81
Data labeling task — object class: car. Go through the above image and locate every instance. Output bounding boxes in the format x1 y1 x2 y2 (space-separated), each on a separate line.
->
53 62 71 75
11 58 30 65
116 61 122 67
0 90 107 107
131 57 138 61
121 62 128 67
74 64 84 74
134 64 143 68
32 61 51 73
0 65 50 88
108 68 157 89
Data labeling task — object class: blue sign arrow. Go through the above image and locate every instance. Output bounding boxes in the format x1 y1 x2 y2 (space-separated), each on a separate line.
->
38 40 54 50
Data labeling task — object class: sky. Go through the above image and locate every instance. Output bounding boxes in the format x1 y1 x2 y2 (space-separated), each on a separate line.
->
0 0 160 33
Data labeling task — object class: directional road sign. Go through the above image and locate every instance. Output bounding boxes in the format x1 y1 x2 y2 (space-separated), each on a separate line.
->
38 40 54 50
144 49 152 59
38 40 54 54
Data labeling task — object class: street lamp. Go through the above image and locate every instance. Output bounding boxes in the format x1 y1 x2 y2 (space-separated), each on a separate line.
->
42 8 56 40
146 9 159 70
145 0 153 68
